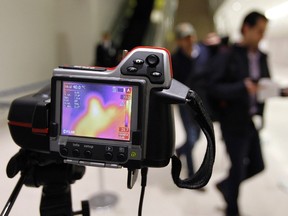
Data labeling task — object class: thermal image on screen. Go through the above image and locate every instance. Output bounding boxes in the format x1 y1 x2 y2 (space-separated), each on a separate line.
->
61 81 133 141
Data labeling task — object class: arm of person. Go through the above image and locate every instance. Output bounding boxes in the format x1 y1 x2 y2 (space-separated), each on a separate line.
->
208 52 249 100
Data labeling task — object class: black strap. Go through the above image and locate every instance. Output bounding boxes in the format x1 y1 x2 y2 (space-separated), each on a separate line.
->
171 90 216 189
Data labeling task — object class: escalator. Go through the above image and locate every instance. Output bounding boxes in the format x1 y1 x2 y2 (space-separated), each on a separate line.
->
110 0 178 52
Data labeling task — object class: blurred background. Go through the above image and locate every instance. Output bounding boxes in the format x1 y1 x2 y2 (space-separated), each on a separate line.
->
1 0 288 215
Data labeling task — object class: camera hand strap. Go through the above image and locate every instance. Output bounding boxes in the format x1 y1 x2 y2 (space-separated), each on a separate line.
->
157 79 216 189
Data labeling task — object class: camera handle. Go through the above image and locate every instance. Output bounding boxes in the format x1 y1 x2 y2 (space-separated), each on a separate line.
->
156 79 216 189
1 150 90 216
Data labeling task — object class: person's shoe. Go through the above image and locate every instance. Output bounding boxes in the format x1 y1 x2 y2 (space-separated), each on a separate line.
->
197 187 206 192
226 214 240 216
216 182 229 203
175 148 181 158
216 184 241 216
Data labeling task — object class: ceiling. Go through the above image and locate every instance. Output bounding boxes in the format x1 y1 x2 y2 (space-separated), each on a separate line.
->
214 0 288 41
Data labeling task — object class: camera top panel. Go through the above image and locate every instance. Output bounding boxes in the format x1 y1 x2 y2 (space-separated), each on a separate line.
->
59 65 107 72
121 51 164 84
53 47 172 89
120 47 172 86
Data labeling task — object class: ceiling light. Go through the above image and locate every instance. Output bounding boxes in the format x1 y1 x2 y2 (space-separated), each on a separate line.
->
265 1 288 20
232 1 242 12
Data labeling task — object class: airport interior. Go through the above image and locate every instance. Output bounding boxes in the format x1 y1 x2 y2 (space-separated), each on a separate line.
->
1 0 288 215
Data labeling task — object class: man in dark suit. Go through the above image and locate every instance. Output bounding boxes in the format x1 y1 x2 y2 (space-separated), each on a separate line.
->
210 12 269 216
95 32 118 67
172 23 211 178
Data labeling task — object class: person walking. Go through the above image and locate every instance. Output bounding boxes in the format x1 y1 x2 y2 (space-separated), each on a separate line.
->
209 11 269 216
172 22 211 178
95 32 118 67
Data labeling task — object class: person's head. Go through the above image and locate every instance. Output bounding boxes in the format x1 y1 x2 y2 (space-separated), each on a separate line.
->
241 11 268 49
175 22 197 54
102 32 111 42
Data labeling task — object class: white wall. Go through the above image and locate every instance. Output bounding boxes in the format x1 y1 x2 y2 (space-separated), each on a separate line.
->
0 0 125 92
214 0 287 42
0 0 57 91
54 0 125 66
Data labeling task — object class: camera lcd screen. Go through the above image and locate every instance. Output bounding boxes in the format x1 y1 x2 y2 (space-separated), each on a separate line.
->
61 81 134 141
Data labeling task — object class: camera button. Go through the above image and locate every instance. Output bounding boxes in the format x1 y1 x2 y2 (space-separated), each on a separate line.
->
151 71 162 77
105 152 113 161
60 147 68 156
117 153 126 162
72 148 80 157
84 150 92 158
146 54 159 67
133 59 144 65
127 66 138 73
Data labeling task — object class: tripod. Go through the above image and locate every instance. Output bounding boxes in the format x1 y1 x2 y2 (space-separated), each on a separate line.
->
1 149 90 216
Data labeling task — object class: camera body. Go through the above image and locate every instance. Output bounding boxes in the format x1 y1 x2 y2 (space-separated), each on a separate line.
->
8 47 175 169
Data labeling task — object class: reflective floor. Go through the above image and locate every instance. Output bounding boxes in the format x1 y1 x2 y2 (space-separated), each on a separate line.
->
1 78 288 216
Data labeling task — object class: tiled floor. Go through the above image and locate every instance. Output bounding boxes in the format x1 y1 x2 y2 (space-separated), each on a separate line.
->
1 84 288 216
